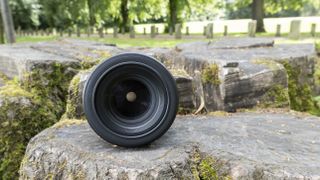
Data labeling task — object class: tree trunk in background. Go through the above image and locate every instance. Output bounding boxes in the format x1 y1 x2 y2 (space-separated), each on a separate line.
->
168 0 178 32
0 0 15 43
0 13 4 44
252 0 265 32
87 0 95 31
120 0 129 32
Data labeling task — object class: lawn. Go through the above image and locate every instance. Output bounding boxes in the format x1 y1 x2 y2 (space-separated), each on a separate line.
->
16 34 320 48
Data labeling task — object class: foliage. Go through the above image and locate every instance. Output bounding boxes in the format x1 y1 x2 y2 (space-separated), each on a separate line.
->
225 0 309 19
9 0 40 29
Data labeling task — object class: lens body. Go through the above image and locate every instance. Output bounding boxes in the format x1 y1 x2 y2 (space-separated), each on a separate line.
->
83 53 178 147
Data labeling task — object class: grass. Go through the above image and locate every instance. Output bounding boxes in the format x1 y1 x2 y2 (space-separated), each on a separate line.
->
16 35 202 48
15 33 320 48
316 41 320 53
78 36 199 48
16 36 60 43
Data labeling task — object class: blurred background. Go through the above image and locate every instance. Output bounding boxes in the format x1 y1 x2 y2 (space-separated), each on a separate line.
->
0 0 319 46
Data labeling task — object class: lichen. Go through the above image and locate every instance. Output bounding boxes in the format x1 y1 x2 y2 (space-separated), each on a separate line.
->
202 64 221 85
190 147 231 180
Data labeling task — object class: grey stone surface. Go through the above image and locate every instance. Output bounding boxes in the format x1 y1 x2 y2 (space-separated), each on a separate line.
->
176 37 274 50
289 20 301 39
20 112 320 179
0 38 317 113
160 39 317 111
0 44 79 80
206 23 213 39
175 24 182 39
248 20 257 37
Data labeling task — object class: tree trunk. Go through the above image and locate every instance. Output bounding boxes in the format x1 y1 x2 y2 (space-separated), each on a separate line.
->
0 13 4 44
168 0 178 32
87 0 95 28
252 0 265 32
120 0 129 32
0 0 15 43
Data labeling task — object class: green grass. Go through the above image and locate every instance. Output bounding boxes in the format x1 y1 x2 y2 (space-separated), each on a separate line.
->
16 35 203 48
16 36 60 43
78 36 200 48
316 41 320 53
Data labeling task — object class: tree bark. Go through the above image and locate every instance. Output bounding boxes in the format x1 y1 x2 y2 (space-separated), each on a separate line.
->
0 0 15 43
0 13 4 44
252 0 265 32
168 0 178 32
120 0 129 32
87 0 95 32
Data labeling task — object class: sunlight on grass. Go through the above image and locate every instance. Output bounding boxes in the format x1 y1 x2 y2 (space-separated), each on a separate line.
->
78 37 200 48
15 34 319 48
16 36 60 43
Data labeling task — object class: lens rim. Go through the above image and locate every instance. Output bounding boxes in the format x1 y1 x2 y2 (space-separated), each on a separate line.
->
92 62 169 137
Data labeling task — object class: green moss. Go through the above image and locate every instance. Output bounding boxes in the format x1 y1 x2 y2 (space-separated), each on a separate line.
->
79 50 111 69
202 64 221 85
0 72 9 82
259 85 289 108
0 94 56 179
280 61 319 115
22 62 79 117
64 75 82 119
169 69 189 77
0 62 80 179
0 81 33 98
53 119 86 129
190 148 230 180
177 107 193 115
315 59 320 86
316 41 320 54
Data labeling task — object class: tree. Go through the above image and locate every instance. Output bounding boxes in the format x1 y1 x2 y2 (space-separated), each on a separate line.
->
0 13 4 44
120 0 129 31
252 0 265 32
226 0 307 32
167 0 189 31
0 0 16 43
167 0 212 31
9 0 40 30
